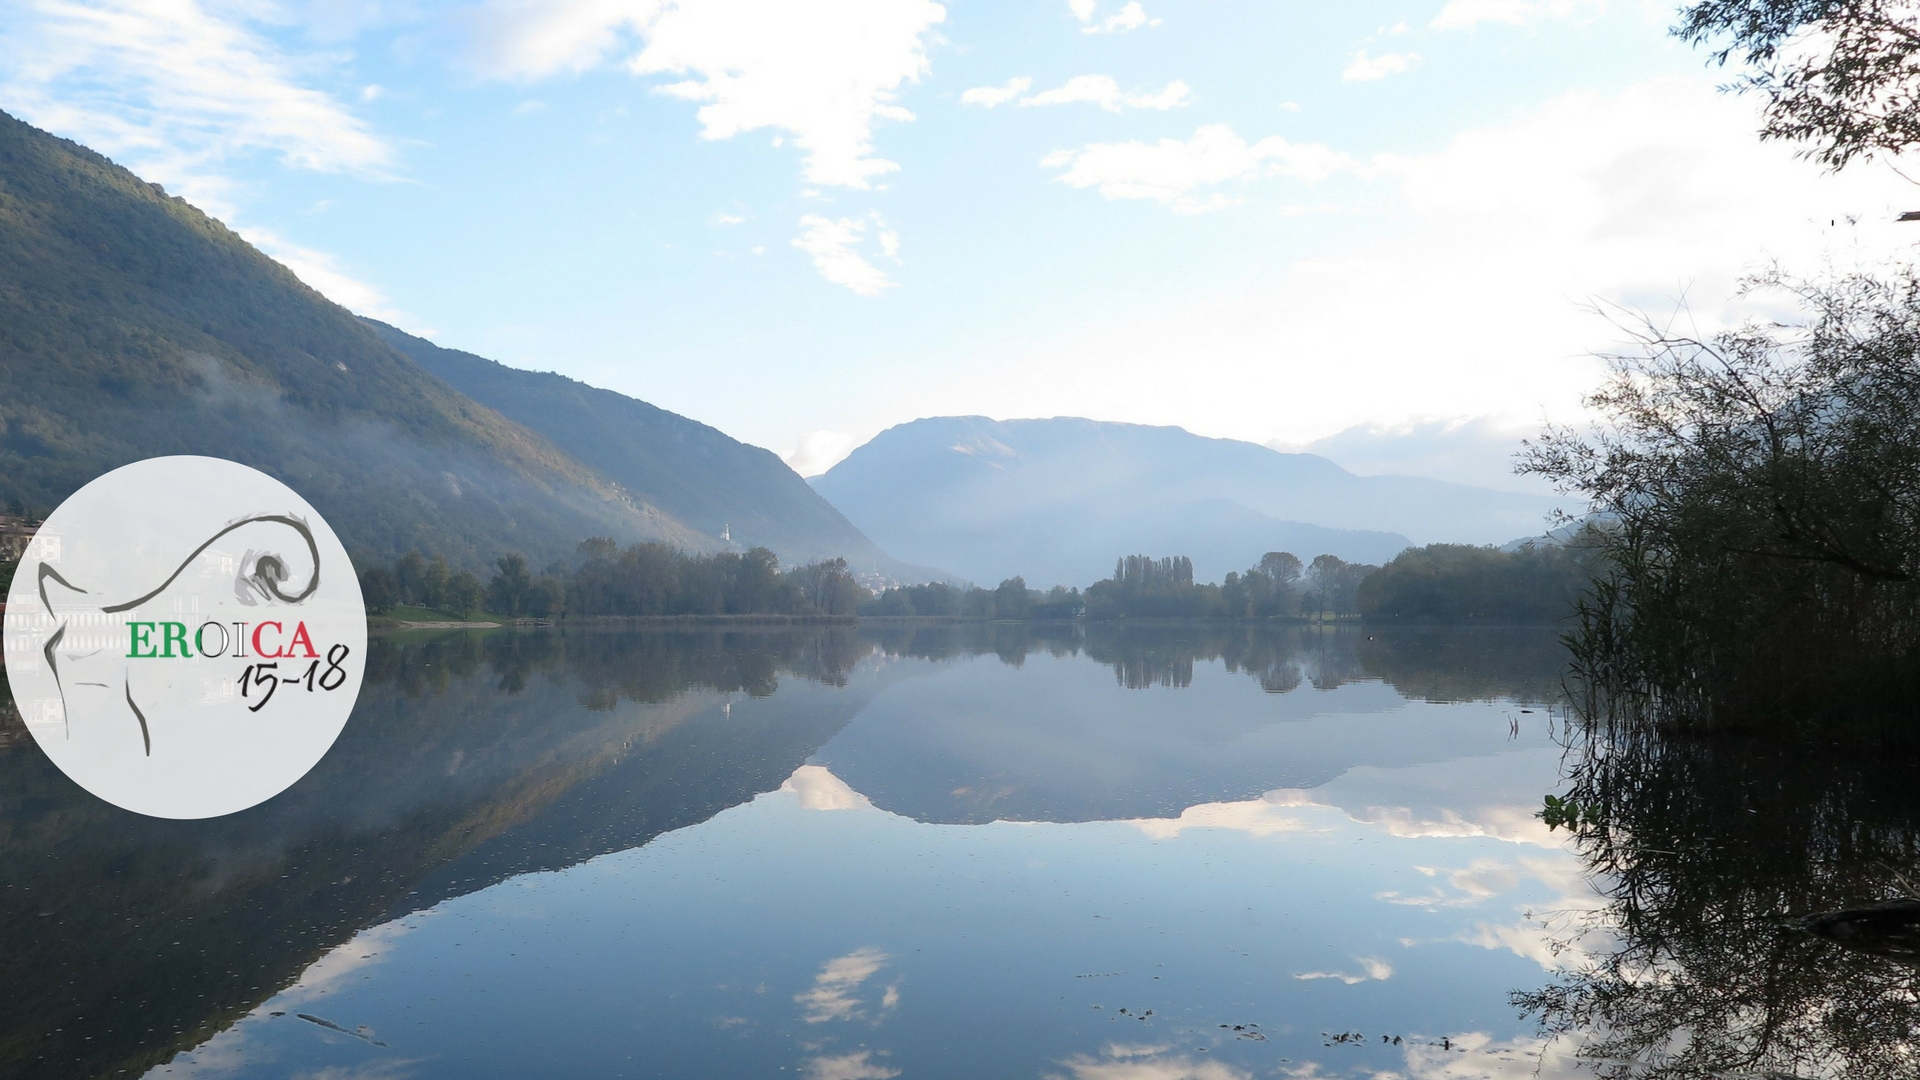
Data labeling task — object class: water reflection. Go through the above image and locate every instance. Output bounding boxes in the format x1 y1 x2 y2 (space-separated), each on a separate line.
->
864 622 1566 702
0 623 1578 1080
1517 730 1920 1079
0 628 873 1080
833 624 1562 825
371 625 864 702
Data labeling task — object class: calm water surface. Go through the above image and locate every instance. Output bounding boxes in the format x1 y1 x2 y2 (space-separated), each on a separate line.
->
2 625 1914 1080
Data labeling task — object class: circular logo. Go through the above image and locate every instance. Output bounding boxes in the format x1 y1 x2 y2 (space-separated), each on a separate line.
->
2 457 365 818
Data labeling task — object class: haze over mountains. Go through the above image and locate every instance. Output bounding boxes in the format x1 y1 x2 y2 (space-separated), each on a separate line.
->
366 321 929 580
812 417 1571 588
0 109 898 575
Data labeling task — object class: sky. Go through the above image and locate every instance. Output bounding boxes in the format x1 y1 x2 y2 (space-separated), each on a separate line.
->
2 0 1915 492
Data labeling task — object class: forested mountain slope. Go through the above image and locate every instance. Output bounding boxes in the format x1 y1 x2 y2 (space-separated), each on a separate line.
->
368 321 923 579
0 108 715 568
813 416 1568 587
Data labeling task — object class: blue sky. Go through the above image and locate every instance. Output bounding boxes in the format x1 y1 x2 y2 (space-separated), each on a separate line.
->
2 0 1913 488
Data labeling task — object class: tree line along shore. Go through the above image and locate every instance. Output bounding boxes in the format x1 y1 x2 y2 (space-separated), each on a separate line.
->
345 535 1593 625
0 514 1585 628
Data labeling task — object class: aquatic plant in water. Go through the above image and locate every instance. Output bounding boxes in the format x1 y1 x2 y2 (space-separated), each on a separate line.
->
1515 724 1920 1078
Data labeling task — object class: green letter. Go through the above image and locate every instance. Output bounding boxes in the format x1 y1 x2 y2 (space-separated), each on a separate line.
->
160 622 193 658
127 623 157 658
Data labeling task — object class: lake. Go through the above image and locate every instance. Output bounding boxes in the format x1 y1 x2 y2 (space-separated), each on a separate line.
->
1 624 1914 1080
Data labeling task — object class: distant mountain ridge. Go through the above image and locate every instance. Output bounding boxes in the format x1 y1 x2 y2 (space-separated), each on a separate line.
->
812 416 1569 588
369 321 930 580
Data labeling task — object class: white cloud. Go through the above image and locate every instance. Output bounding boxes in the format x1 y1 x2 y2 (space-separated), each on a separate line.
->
463 0 655 78
793 214 898 294
1271 416 1558 494
1042 124 1356 212
1377 857 1526 908
795 946 895 1023
972 76 1915 451
785 430 861 475
1121 791 1317 839
237 225 418 327
1294 956 1394 984
1399 1032 1594 1080
275 919 418 1006
0 0 393 203
1342 50 1421 82
1123 750 1575 849
467 0 940 292
1124 81 1191 110
1019 76 1189 113
958 75 1196 114
715 212 747 224
780 764 876 809
1445 855 1611 970
1430 0 1602 30
1457 908 1609 971
1050 1044 1252 1080
1079 1 1158 34
467 0 945 190
960 76 1032 107
805 1051 901 1080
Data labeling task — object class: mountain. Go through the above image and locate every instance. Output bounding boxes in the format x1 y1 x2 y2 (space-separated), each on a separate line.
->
367 321 928 579
0 109 903 575
811 416 1569 588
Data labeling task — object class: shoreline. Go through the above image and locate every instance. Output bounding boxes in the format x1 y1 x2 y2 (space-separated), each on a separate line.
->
369 613 1562 633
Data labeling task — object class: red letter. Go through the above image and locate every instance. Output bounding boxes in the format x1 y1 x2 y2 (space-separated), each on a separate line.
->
252 621 284 658
287 621 318 658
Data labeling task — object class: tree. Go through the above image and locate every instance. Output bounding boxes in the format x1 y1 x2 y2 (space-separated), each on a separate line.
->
1676 0 1920 169
1220 571 1248 617
394 550 426 603
421 556 450 611
1356 541 1592 622
1300 554 1378 618
789 557 865 615
1257 551 1302 585
358 566 397 614
523 574 566 618
993 577 1030 619
444 571 486 618
732 547 787 613
1302 555 1343 617
1521 269 1920 731
1085 555 1221 618
488 553 532 616
864 587 917 616
1031 584 1081 619
1242 551 1303 617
